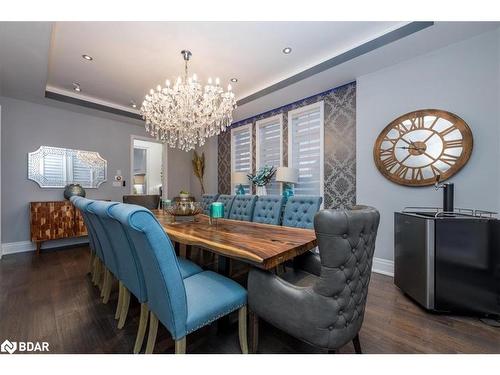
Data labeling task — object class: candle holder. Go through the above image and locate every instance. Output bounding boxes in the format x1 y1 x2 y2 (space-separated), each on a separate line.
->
209 202 224 230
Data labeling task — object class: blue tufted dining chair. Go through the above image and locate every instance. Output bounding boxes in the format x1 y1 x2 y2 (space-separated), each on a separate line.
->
85 200 122 306
282 196 323 229
200 194 220 215
70 196 98 278
90 200 148 353
71 197 107 289
229 195 258 221
252 195 285 225
216 194 236 218
112 204 248 354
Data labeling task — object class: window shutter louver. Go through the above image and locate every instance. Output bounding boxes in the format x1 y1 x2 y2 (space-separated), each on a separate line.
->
289 103 324 197
231 125 252 194
257 116 282 195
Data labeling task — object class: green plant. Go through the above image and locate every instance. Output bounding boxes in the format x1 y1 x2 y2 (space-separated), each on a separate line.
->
247 165 276 187
180 190 189 195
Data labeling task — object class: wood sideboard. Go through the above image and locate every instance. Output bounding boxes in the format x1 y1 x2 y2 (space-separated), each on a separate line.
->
30 201 88 254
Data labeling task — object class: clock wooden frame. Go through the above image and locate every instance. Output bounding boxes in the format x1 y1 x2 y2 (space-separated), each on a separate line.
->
373 109 473 187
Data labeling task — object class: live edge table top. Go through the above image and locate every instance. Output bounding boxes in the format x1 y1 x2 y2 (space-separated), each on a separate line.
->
152 210 317 270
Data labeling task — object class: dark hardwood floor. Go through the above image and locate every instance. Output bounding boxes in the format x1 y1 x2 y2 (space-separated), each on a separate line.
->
0 246 498 354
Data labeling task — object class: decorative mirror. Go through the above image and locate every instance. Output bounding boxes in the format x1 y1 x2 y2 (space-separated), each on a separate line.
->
373 109 473 187
28 146 107 188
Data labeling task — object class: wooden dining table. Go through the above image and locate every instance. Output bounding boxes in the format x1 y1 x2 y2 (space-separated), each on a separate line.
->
152 209 317 270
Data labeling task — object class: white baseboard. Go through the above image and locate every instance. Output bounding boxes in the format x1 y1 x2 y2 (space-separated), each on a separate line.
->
1 238 89 258
372 257 394 277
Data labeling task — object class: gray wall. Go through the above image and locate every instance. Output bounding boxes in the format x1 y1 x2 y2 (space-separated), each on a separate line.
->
356 29 500 262
0 96 145 244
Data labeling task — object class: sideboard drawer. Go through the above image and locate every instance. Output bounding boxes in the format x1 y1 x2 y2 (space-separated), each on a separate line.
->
30 201 87 254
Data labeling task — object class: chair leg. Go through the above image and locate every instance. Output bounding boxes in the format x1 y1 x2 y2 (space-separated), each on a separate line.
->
353 334 362 354
92 258 101 286
98 263 105 292
145 312 159 354
102 269 113 303
238 306 249 354
115 281 124 320
175 337 186 354
91 257 97 284
117 286 130 329
133 303 149 354
248 309 259 354
88 250 95 275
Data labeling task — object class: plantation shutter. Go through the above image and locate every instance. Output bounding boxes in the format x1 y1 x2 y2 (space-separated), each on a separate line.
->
289 105 322 196
257 118 281 195
232 125 252 194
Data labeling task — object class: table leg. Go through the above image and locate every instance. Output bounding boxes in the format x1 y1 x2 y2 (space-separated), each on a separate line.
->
217 255 230 276
179 243 187 258
216 255 233 333
174 241 180 256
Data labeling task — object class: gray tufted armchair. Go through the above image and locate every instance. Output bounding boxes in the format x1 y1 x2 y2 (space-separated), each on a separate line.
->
247 205 380 353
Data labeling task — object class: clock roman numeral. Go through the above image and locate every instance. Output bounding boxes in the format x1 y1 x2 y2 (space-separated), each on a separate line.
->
441 153 459 166
409 116 426 130
383 136 397 145
412 168 424 180
430 164 442 177
428 116 440 130
382 155 398 171
394 123 408 137
439 125 456 137
443 139 463 148
395 165 409 178
379 148 393 157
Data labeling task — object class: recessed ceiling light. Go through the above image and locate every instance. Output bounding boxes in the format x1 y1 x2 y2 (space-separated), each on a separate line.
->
130 101 137 109
82 54 93 61
230 78 238 83
72 83 81 92
282 47 292 54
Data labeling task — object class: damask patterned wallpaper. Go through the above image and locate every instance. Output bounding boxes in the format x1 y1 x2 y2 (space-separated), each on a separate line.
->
218 81 356 209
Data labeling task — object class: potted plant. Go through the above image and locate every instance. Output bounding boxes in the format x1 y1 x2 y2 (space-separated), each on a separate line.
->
179 190 190 199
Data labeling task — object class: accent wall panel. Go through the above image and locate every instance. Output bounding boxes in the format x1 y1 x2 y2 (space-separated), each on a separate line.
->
218 81 356 208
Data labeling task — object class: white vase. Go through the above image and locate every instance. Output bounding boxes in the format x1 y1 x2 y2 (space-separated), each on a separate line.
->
256 186 267 196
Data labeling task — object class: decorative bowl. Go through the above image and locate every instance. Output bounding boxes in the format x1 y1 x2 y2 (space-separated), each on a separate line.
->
164 201 203 217
63 183 86 200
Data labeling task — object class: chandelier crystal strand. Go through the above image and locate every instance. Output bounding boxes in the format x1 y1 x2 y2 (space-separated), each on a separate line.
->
141 50 237 152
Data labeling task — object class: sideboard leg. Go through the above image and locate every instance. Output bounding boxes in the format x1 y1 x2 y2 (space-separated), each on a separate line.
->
36 241 42 255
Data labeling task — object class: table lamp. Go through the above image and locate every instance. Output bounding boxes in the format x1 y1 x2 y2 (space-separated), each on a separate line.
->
276 167 299 201
232 172 249 195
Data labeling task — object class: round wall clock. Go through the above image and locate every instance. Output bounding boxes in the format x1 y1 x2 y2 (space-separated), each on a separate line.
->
373 109 473 186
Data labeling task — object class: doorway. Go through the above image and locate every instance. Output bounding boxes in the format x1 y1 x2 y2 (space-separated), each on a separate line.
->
130 136 163 195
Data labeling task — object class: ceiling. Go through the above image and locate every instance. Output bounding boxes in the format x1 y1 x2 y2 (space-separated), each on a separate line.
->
46 21 405 112
1 21 499 123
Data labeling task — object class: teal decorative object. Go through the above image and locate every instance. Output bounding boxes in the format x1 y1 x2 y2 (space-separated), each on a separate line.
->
236 184 246 195
282 182 294 201
209 202 224 219
63 183 86 200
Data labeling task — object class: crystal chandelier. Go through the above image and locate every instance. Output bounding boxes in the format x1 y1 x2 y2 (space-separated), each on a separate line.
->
141 50 237 152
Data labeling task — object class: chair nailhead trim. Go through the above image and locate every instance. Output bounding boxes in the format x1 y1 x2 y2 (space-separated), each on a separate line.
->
185 303 245 335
